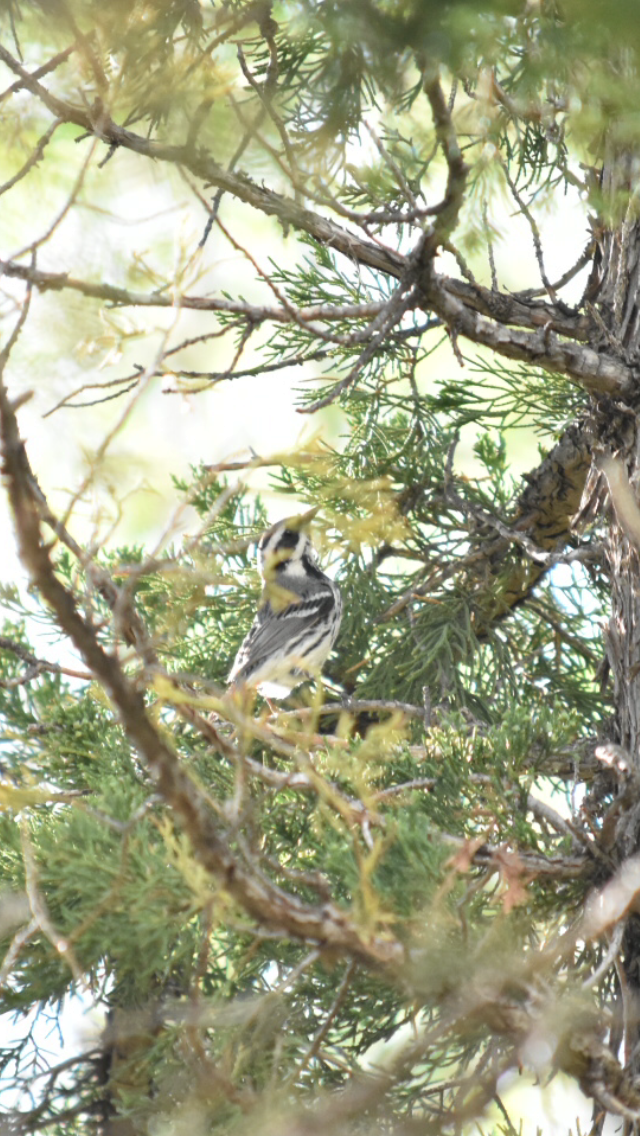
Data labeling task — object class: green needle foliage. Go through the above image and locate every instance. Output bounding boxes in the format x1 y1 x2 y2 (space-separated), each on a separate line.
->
1 2 639 1134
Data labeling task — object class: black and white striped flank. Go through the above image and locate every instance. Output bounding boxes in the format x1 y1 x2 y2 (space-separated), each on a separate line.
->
228 521 342 698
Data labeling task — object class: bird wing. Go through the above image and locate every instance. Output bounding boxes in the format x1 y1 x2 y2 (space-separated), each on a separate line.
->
229 591 336 682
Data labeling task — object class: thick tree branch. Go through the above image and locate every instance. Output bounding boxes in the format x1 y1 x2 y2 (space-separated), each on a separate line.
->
0 46 635 402
0 258 588 341
447 276 591 339
0 377 403 971
381 419 592 630
424 274 633 396
474 423 592 629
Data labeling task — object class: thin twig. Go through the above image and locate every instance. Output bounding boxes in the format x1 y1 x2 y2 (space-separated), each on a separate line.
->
290 958 357 1084
364 120 420 210
500 159 557 303
0 916 38 990
300 283 419 413
0 636 92 683
583 919 626 990
483 199 498 291
527 794 608 862
0 118 63 198
422 69 469 251
516 240 595 299
0 43 75 105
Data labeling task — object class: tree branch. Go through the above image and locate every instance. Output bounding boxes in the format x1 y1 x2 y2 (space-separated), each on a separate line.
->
380 419 592 632
0 45 634 402
422 69 469 251
424 273 632 396
0 364 404 971
0 257 386 325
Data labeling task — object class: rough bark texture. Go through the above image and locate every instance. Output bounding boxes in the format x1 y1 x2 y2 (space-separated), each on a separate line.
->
592 171 640 791
587 150 640 1124
488 420 592 621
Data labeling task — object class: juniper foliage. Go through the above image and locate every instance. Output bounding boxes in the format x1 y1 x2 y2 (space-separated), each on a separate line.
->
1 2 639 1134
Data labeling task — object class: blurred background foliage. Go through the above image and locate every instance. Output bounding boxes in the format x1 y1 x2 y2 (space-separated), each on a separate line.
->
0 0 633 1133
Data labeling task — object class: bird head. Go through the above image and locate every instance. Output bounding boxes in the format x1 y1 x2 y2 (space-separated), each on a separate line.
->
257 508 320 579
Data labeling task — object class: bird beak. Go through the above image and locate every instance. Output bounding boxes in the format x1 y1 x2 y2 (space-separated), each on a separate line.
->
281 505 320 531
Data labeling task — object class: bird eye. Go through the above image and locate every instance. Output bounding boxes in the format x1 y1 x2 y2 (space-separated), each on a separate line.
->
275 530 300 553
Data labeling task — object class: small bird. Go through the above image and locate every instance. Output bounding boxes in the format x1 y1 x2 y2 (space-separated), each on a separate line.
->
228 516 342 699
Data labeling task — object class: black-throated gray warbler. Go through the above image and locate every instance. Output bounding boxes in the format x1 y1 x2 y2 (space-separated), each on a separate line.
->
228 516 342 698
